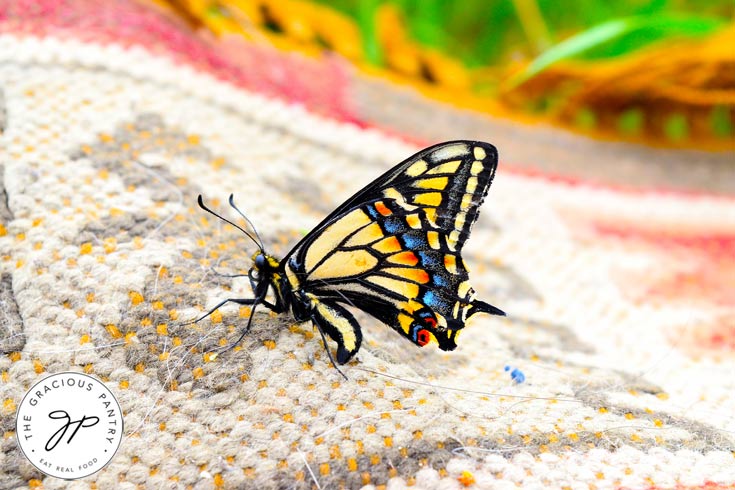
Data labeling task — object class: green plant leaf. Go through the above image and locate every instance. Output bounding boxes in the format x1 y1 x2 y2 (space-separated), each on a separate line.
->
508 14 725 87
407 0 447 49
710 105 733 138
664 113 689 140
358 0 383 65
618 108 644 134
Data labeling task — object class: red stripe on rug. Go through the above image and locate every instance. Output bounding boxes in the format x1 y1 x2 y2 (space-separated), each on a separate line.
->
0 0 358 121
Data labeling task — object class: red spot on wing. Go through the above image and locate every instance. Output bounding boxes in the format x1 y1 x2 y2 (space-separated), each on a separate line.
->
416 329 431 346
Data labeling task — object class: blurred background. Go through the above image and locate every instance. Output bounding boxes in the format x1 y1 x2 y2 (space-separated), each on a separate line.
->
160 0 734 150
1 4 733 487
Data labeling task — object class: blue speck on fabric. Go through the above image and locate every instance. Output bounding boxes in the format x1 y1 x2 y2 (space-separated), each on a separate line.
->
504 365 526 384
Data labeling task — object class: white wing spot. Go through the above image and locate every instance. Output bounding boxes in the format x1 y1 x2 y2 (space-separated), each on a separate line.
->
430 143 468 162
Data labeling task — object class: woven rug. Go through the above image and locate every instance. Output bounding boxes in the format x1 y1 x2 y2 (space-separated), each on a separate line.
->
1 2 734 489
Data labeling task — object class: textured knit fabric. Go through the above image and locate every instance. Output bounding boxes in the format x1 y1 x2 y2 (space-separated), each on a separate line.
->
1 2 734 489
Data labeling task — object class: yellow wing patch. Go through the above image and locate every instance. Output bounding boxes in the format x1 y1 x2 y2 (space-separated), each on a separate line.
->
397 312 413 334
406 214 422 229
427 160 461 175
345 222 383 247
309 249 378 280
466 177 478 194
427 231 440 250
414 177 448 190
444 254 457 274
387 251 419 266
305 208 372 270
373 236 402 254
413 192 442 207
384 267 429 284
366 276 419 299
461 194 473 208
405 159 428 177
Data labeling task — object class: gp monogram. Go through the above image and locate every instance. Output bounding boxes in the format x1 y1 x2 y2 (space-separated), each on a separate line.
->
16 372 124 479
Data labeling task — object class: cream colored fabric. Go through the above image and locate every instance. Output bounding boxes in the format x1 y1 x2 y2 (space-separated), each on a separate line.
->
1 35 734 489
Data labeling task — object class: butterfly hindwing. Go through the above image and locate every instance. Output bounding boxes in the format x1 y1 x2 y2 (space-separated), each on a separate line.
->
283 141 503 362
310 300 362 364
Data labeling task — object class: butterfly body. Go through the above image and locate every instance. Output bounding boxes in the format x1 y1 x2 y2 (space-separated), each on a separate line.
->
198 141 505 371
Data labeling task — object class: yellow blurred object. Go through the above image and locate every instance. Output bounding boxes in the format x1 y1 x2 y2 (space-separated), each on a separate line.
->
181 0 364 60
158 0 733 149
376 4 470 89
501 25 735 146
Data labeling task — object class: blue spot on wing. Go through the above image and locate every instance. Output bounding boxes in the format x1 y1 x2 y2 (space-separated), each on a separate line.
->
383 217 403 234
422 290 451 311
418 251 439 267
432 274 449 287
366 205 380 219
402 233 426 250
423 290 437 305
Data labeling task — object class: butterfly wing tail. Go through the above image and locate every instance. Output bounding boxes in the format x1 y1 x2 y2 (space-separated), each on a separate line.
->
469 299 506 317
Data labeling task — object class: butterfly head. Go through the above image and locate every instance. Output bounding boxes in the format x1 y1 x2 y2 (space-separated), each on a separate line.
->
249 252 280 290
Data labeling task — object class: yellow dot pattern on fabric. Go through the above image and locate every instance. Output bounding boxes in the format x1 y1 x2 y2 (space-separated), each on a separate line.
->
0 29 731 490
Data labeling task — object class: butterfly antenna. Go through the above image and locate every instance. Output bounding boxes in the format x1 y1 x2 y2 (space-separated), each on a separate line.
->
228 194 265 251
197 195 263 252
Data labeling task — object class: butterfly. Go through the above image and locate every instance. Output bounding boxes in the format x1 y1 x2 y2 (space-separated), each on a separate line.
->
194 140 505 376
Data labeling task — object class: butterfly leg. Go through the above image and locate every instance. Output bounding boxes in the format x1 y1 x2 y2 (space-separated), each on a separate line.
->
313 323 348 380
208 266 248 279
183 297 260 326
310 300 363 368
203 293 273 355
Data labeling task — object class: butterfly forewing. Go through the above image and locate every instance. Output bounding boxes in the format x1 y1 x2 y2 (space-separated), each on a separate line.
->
284 141 502 359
